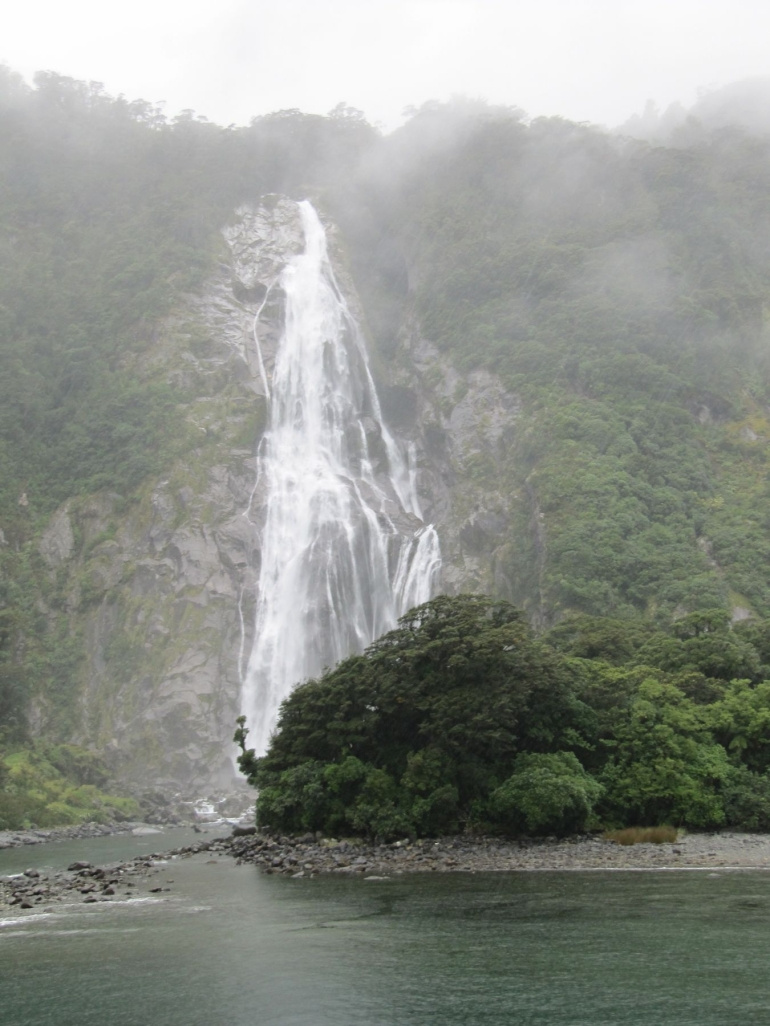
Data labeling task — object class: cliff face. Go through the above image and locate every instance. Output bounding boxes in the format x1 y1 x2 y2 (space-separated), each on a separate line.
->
37 197 516 789
35 198 297 788
390 330 522 602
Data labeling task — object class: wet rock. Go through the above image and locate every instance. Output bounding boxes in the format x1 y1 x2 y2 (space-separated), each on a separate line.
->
200 830 770 877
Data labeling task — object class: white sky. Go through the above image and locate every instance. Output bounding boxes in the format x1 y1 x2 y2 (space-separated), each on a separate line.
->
3 0 770 130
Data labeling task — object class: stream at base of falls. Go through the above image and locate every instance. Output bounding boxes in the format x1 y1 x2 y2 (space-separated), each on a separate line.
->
2 834 770 1025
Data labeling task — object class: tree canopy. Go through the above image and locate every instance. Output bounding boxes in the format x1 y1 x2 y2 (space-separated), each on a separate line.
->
236 596 770 839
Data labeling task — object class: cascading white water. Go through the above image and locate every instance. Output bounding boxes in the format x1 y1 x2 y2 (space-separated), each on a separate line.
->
240 200 441 755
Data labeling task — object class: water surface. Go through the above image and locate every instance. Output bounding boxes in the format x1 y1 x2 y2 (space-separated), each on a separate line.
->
0 826 214 876
2 851 769 1025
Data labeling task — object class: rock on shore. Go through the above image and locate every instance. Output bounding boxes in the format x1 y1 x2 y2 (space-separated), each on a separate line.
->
215 830 770 876
5 831 770 917
0 850 188 912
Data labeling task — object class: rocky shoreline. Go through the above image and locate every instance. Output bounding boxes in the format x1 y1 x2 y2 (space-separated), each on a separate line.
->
0 852 177 911
5 830 770 915
0 821 148 851
218 830 770 876
0 834 223 913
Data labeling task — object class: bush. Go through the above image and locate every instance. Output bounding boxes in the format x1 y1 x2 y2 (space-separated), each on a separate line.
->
597 679 732 828
488 751 603 835
0 745 139 828
722 766 770 831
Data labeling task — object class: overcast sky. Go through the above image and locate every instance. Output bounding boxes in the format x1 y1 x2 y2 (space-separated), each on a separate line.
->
3 0 770 130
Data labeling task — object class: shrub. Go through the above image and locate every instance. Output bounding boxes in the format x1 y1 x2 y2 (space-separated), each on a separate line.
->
488 751 603 835
722 766 770 831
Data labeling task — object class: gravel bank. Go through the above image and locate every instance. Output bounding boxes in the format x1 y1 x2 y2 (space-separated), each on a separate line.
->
0 841 215 913
218 830 770 876
5 831 770 916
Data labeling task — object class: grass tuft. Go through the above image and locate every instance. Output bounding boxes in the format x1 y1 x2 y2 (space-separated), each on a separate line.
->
603 826 678 846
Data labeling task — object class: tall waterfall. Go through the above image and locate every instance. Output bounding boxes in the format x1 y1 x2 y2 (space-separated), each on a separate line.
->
240 200 441 755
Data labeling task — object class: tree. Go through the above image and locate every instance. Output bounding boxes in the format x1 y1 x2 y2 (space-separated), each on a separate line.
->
243 595 590 838
598 679 731 828
489 751 603 835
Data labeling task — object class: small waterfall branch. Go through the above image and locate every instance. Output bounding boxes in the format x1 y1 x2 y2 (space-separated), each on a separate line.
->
240 200 441 755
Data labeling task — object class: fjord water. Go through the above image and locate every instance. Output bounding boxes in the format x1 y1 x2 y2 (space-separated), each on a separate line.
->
3 853 770 1026
241 200 440 755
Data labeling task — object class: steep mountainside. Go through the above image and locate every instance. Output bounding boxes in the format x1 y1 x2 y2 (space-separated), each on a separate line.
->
4 73 770 801
339 106 770 626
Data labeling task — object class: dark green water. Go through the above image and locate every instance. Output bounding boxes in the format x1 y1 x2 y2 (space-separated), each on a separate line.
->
2 846 770 1026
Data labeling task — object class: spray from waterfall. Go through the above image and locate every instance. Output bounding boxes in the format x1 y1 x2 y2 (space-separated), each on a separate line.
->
240 200 441 755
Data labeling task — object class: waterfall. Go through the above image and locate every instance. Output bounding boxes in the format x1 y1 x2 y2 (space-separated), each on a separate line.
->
240 200 441 755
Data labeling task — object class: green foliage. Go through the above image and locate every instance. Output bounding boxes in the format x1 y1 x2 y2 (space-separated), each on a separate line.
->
243 598 770 838
597 679 731 828
722 766 770 831
249 596 589 839
489 751 603 835
634 611 761 681
707 679 770 772
0 742 139 829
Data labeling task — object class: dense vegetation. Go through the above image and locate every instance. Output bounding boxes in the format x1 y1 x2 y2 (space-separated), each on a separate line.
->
0 743 139 829
340 103 770 624
236 595 770 839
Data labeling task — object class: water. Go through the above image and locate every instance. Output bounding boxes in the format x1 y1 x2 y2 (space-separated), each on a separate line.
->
0 827 215 877
2 851 770 1026
241 200 440 754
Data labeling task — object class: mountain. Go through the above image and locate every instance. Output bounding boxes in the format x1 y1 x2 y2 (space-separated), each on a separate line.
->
3 69 770 810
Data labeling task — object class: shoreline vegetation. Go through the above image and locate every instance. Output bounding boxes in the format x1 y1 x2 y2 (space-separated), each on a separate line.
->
5 830 770 915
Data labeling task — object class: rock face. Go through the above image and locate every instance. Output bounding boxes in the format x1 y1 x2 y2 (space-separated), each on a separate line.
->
39 506 75 567
36 196 523 790
387 326 522 604
36 198 308 790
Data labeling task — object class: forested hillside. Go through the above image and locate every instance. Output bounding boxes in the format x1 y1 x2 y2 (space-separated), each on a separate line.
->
341 104 770 624
3 67 770 824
